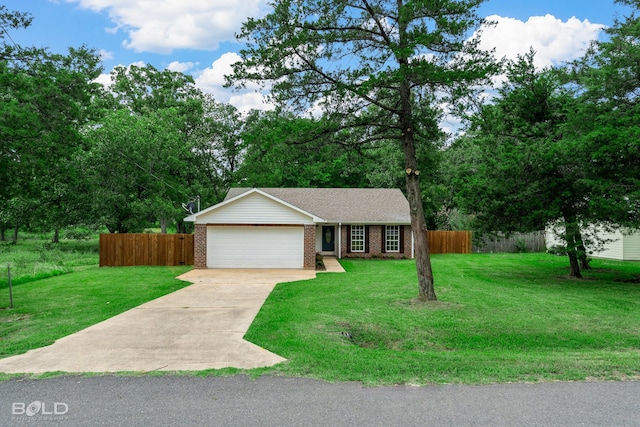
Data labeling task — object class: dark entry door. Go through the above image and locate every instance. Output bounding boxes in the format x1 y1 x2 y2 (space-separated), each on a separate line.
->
321 226 335 252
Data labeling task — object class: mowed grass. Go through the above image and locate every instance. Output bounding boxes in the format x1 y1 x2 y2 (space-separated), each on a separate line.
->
0 266 192 359
245 254 640 385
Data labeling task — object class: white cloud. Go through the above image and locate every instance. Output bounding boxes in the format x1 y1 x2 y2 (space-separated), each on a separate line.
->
99 49 114 60
66 0 270 53
478 14 603 68
167 61 197 73
194 52 273 113
94 72 112 88
229 92 275 115
194 52 240 92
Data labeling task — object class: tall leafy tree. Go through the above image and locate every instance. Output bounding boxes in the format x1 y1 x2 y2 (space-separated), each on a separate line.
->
27 47 103 241
450 50 631 277
84 109 189 233
1 6 102 241
0 6 36 240
190 96 246 204
569 0 640 230
228 0 498 301
89 64 209 232
238 110 377 188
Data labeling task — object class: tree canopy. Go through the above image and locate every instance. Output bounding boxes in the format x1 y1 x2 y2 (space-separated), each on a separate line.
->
228 0 499 300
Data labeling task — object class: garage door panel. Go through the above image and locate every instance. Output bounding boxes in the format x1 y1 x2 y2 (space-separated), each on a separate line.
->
207 226 304 268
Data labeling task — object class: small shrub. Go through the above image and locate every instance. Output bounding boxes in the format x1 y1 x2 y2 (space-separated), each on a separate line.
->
0 241 15 253
547 244 567 256
515 239 527 253
37 242 64 264
62 227 95 240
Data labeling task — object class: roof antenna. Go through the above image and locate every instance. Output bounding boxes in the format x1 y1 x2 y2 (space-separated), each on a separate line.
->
182 196 200 214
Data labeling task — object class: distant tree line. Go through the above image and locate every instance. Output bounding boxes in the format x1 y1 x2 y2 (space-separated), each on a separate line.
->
1 1 639 284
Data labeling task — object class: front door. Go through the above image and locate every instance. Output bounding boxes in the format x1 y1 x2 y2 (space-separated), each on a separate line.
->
321 226 335 252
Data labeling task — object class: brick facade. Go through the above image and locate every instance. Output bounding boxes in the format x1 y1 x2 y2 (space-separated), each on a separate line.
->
340 225 412 259
194 223 411 269
194 224 207 268
303 224 316 269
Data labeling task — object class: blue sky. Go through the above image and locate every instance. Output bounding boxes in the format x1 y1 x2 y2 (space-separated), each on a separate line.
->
2 0 631 114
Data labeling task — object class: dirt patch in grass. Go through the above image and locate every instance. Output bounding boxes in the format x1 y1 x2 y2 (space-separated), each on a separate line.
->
334 321 449 352
0 312 31 323
616 275 640 283
392 298 463 310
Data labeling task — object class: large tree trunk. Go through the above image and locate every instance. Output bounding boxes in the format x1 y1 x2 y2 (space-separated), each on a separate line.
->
385 0 436 301
406 170 436 301
575 230 591 270
52 228 60 243
563 215 582 278
160 217 167 234
399 77 436 301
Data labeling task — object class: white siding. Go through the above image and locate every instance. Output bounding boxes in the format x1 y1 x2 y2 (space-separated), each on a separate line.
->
207 226 304 268
196 192 314 225
622 233 640 261
546 223 640 261
592 229 624 260
545 227 563 248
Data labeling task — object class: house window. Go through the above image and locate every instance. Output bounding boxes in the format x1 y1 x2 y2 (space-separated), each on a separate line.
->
386 225 400 252
351 225 365 252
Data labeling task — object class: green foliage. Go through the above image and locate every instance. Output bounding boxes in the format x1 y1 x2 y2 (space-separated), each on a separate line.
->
1 25 103 236
61 226 97 241
448 48 637 277
229 0 500 301
83 65 243 232
568 1 640 228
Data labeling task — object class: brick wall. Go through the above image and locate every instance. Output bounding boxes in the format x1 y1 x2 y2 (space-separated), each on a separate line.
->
303 225 316 269
340 225 412 259
194 224 207 268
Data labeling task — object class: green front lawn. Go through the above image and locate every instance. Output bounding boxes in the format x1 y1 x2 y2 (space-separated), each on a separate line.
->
244 254 640 385
1 252 638 385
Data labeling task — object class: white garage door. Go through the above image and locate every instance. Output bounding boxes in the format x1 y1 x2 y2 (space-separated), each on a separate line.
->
207 226 304 268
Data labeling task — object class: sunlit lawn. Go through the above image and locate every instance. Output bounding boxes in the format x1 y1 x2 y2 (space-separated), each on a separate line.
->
2 244 639 385
243 254 640 385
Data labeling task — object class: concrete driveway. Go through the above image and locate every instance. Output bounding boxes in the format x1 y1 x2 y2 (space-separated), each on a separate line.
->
0 269 316 374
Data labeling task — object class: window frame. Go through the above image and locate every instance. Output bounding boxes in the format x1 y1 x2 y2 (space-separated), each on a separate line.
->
350 225 365 253
385 225 400 253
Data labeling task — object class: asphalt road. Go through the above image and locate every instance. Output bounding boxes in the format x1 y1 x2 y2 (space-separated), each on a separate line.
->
1 375 639 426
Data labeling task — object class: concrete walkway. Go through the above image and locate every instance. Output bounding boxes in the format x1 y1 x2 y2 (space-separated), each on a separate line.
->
0 269 316 374
320 256 346 273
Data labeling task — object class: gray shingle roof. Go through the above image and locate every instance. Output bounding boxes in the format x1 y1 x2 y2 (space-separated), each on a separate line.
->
225 188 411 224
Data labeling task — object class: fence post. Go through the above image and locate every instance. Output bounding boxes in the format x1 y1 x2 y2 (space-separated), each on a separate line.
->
8 263 13 309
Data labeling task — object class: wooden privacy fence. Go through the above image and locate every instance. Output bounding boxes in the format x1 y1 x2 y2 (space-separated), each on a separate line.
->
473 231 546 253
426 230 546 254
99 234 194 267
428 230 472 254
